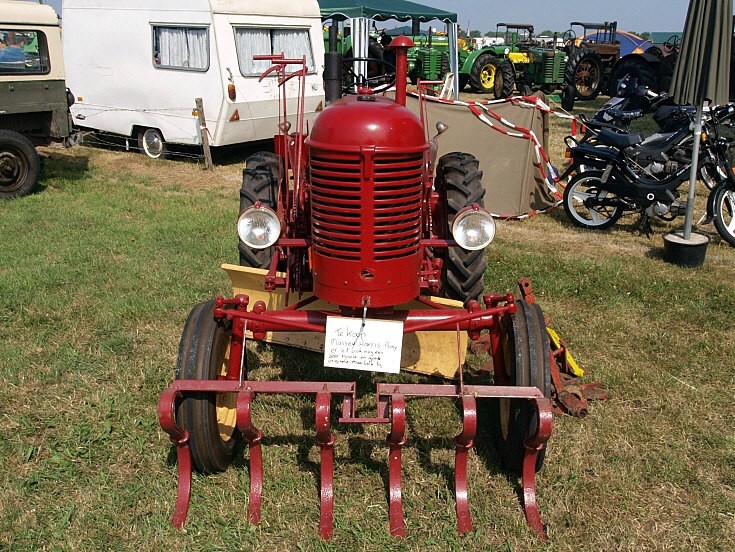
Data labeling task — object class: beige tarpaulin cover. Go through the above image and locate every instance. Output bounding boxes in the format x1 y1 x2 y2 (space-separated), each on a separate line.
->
404 94 557 217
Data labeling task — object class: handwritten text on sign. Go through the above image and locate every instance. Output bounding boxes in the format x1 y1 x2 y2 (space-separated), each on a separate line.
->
324 317 404 374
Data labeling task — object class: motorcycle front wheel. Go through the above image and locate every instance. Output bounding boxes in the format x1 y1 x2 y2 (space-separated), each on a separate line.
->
563 171 624 230
712 183 735 246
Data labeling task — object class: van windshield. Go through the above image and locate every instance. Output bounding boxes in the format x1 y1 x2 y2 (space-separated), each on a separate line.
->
234 28 315 76
0 29 49 74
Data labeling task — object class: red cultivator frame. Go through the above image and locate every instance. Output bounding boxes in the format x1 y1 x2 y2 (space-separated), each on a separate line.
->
157 38 579 541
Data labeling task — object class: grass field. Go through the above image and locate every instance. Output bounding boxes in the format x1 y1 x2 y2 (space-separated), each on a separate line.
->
1 95 734 551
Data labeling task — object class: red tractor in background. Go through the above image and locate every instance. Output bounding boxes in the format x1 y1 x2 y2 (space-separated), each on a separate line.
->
158 38 558 541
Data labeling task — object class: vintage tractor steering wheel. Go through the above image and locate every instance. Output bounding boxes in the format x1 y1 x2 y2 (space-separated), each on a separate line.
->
342 57 397 94
663 35 681 54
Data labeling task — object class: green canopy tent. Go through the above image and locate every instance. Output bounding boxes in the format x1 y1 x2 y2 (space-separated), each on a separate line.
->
318 0 460 97
318 0 457 23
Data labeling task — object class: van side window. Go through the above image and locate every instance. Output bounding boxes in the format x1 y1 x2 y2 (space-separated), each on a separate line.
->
0 30 49 74
152 26 209 71
234 28 315 76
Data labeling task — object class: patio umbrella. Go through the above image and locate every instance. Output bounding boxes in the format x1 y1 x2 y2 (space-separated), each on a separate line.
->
669 0 732 242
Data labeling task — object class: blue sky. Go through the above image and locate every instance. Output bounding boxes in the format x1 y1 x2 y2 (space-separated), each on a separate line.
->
415 0 694 34
36 0 704 34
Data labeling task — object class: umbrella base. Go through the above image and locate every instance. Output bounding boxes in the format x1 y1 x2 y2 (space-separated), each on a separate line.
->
662 231 709 267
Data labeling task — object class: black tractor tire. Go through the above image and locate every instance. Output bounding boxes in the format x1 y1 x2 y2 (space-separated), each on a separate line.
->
238 151 282 268
561 83 576 111
434 152 488 303
176 300 239 474
494 300 552 475
0 130 40 199
712 184 735 247
469 53 515 98
609 57 659 96
565 47 605 101
440 52 450 75
458 73 469 90
137 127 167 159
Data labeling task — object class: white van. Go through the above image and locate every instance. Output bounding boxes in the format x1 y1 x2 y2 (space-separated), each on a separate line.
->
62 0 325 158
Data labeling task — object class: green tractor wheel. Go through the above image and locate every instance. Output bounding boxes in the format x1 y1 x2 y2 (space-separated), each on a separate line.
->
469 53 515 98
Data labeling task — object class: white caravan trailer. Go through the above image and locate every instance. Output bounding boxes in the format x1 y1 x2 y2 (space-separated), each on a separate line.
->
62 0 325 158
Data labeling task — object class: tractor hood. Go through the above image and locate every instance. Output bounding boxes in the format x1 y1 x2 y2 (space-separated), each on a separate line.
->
307 95 427 149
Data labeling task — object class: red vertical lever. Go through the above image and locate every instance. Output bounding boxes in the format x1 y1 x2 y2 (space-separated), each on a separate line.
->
237 391 264 525
520 397 554 540
158 388 192 530
454 394 477 534
386 393 407 538
315 391 336 540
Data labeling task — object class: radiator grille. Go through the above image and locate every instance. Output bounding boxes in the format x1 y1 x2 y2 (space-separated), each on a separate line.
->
310 150 424 260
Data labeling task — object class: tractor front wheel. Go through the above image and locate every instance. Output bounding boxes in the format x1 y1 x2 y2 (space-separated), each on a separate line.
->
434 152 487 303
238 151 283 268
495 300 551 474
176 300 239 474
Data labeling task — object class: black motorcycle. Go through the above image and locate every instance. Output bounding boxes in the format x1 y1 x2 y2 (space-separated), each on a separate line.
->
559 102 735 243
574 76 723 187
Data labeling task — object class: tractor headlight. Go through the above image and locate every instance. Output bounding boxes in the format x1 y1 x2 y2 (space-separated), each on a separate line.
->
237 204 280 249
504 47 510 55
452 205 495 250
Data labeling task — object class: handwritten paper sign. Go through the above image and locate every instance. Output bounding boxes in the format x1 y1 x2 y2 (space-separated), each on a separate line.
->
324 316 404 374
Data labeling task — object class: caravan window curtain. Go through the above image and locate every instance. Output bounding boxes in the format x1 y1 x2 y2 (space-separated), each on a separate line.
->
234 27 315 76
153 26 209 71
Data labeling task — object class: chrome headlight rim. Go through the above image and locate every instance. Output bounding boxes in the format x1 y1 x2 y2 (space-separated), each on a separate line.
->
451 204 496 251
237 203 281 249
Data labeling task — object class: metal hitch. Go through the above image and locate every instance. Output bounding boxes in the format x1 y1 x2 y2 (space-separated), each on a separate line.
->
159 381 553 540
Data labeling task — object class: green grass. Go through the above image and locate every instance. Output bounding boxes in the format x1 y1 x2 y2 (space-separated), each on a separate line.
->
1 99 735 551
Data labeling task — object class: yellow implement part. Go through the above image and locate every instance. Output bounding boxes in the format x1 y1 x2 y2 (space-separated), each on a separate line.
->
547 326 584 377
508 52 530 64
222 264 467 379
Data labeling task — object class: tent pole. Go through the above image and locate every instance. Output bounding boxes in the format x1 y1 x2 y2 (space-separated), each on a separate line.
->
682 103 704 240
448 22 459 99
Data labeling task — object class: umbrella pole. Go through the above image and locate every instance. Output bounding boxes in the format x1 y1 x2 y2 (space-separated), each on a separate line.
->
683 103 704 240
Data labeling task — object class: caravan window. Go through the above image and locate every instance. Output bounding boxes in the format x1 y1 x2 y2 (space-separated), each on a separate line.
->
0 30 50 74
234 28 315 76
152 26 209 71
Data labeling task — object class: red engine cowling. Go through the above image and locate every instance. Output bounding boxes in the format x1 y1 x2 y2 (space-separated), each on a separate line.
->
305 94 429 308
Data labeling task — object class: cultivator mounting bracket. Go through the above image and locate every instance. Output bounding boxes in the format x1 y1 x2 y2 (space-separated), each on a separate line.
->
158 380 553 540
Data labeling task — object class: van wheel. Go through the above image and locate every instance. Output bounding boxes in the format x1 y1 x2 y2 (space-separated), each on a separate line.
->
0 130 40 199
137 128 167 159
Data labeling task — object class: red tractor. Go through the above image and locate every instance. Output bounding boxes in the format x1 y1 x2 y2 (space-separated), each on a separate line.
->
158 38 556 541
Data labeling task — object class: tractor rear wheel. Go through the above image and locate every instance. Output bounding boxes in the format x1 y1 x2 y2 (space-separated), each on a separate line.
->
469 53 515 98
609 57 658 96
495 300 551 474
565 47 604 100
176 300 239 474
239 151 282 268
434 152 487 303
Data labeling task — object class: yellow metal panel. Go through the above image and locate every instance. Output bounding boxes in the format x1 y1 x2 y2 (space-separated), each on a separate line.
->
508 52 530 64
222 264 468 379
